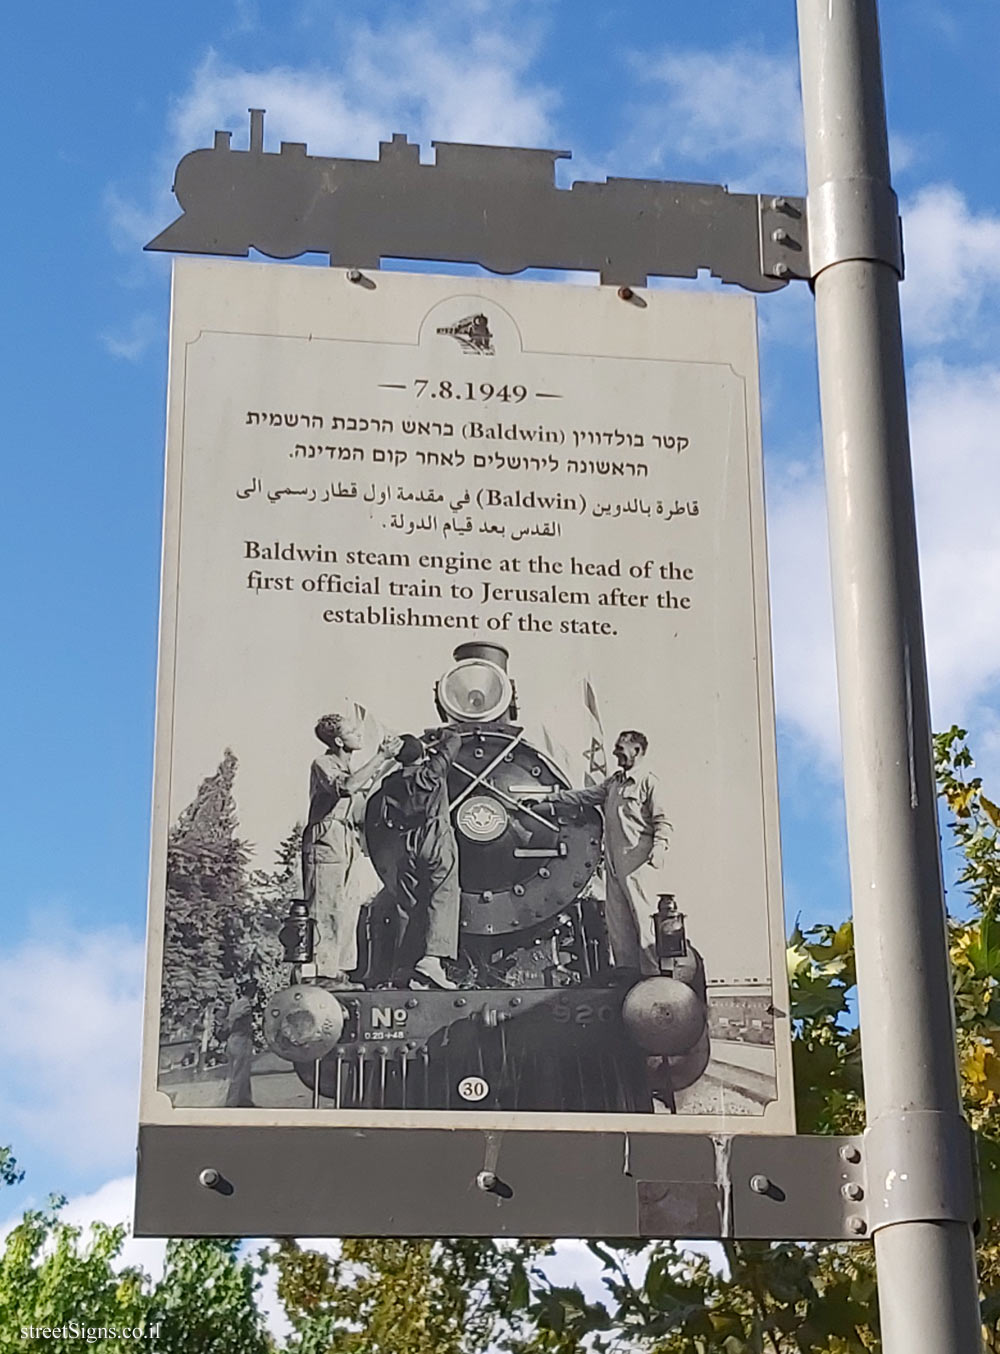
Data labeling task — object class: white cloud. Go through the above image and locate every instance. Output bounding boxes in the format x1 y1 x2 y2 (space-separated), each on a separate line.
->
765 357 1000 786
766 460 840 764
901 185 1000 347
0 1177 164 1286
0 922 145 1175
910 360 1000 730
764 182 1000 774
109 4 557 255
623 44 805 191
100 312 160 362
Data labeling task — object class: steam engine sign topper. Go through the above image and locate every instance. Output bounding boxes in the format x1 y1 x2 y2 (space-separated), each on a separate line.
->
140 258 792 1187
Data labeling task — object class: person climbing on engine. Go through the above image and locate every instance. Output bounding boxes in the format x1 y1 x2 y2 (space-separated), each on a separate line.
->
380 726 463 989
302 711 401 987
531 730 670 977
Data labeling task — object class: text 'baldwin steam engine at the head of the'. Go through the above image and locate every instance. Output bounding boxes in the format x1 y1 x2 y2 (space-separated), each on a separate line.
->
263 642 710 1114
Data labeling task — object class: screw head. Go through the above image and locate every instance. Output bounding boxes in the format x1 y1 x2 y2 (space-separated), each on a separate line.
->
749 1174 771 1195
198 1168 221 1190
346 268 363 282
847 1215 867 1235
773 261 790 278
771 228 789 244
771 196 788 211
476 1170 498 1192
617 285 634 301
842 1182 864 1201
840 1144 862 1164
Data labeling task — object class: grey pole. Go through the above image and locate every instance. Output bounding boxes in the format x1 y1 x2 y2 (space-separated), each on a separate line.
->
796 1 981 1347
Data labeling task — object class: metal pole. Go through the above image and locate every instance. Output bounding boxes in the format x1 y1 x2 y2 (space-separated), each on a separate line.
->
796 2 981 1348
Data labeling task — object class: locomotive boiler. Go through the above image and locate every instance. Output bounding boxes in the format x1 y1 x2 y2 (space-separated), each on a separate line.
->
264 643 711 1113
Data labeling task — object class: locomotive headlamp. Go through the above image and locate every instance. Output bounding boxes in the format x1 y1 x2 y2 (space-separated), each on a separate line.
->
278 900 316 965
621 977 707 1056
437 658 513 722
263 985 345 1063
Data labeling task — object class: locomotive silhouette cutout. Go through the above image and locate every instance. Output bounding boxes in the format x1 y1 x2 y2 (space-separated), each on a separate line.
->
435 313 494 355
264 643 710 1113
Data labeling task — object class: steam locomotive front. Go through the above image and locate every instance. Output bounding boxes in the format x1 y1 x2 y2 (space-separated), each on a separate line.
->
262 643 711 1114
365 642 604 981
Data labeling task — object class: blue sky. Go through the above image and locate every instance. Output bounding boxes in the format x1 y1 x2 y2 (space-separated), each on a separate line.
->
3 0 1000 1249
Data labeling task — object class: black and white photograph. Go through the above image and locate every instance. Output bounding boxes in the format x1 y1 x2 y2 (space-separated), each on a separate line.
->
144 261 793 1131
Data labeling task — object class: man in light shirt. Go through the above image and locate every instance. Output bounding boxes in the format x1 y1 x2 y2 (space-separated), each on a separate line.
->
536 730 670 975
302 712 400 986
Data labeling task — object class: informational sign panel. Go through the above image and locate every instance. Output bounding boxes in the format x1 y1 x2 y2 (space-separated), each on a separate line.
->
141 259 792 1142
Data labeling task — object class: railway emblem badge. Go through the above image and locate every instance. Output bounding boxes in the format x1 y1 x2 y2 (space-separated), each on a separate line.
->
436 312 495 355
456 794 508 842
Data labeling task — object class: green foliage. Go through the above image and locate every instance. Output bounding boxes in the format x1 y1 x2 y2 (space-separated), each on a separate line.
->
0 1199 153 1352
149 1239 272 1354
0 1195 271 1354
0 1148 23 1190
271 1237 551 1354
787 920 864 1136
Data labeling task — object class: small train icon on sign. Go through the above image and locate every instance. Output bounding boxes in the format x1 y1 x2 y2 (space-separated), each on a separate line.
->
436 313 494 355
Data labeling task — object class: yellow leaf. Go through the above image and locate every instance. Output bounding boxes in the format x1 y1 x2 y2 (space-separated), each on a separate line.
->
982 795 1000 829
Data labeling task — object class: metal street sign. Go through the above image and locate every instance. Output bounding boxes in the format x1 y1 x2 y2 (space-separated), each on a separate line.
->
137 260 796 1236
136 15 985 1348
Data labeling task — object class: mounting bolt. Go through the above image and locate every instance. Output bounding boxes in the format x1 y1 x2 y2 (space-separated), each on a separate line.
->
476 1170 498 1192
773 261 790 279
617 286 634 301
771 228 789 244
842 1182 864 1202
847 1215 867 1235
749 1174 771 1195
346 268 363 283
840 1144 862 1164
771 196 789 212
198 1168 221 1190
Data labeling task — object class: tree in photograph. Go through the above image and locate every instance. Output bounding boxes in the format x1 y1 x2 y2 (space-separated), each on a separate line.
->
160 750 255 1062
247 825 305 1051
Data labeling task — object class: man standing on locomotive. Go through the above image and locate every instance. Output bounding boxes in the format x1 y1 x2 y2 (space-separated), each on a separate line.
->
534 730 670 976
302 712 401 986
380 727 463 990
